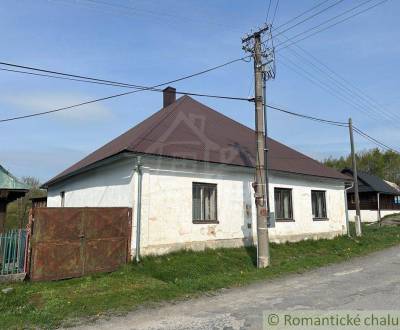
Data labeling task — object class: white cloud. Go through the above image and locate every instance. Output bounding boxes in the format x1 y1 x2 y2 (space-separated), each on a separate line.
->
0 92 115 122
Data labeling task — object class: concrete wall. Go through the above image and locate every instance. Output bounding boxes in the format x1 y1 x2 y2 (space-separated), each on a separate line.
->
349 209 400 223
47 156 347 257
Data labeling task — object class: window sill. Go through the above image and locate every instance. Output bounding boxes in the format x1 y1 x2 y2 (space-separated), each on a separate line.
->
275 219 295 222
313 217 329 221
192 220 219 224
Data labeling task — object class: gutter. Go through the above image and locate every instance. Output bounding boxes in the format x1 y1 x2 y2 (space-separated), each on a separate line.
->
135 157 143 263
344 182 354 237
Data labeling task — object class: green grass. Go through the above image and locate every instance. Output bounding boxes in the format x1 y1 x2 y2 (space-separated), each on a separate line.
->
1 224 400 329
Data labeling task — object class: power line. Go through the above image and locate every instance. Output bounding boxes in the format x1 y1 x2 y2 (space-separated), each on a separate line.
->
0 67 251 103
277 40 400 124
0 57 252 123
273 0 345 37
57 0 239 31
272 0 333 32
276 0 389 50
266 104 348 127
0 88 251 123
271 0 280 26
353 126 400 154
0 55 250 90
278 53 383 122
266 0 272 22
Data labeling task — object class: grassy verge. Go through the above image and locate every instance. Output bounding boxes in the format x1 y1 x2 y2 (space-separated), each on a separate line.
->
1 224 400 329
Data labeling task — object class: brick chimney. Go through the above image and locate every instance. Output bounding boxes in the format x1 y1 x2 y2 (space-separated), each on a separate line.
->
163 86 176 108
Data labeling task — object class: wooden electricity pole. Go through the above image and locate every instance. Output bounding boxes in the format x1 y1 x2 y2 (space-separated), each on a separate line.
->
242 26 272 268
348 118 362 236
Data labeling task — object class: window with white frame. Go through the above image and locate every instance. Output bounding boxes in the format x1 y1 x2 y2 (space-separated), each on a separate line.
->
312 190 327 219
192 183 217 222
274 188 293 221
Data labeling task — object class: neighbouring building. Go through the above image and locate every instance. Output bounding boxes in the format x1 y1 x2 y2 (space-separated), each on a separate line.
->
43 87 350 256
0 165 29 232
342 169 400 222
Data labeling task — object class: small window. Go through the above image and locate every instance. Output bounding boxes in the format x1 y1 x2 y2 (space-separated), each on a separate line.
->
192 183 217 223
312 190 327 219
274 188 293 220
394 196 400 204
60 191 65 207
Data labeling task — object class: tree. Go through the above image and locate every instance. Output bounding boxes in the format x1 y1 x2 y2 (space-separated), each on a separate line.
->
5 176 46 230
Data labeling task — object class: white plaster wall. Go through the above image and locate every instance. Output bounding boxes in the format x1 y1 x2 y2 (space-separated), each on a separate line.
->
349 209 400 223
46 155 347 257
136 157 347 255
47 158 135 207
267 174 346 243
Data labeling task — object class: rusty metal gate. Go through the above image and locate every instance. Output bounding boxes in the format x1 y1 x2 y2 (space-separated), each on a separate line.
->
29 207 132 281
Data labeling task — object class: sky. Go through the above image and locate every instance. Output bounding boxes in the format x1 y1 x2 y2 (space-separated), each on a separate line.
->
0 0 399 182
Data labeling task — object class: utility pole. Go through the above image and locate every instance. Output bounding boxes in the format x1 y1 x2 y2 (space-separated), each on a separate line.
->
242 25 275 268
348 118 362 236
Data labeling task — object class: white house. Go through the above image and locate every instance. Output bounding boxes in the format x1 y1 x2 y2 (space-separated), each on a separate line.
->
44 87 350 256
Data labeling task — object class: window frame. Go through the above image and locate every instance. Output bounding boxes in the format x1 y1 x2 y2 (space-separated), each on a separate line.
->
192 182 218 224
311 190 328 221
274 187 294 222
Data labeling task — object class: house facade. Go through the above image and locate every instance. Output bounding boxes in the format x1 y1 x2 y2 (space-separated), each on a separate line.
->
342 169 400 222
45 88 349 256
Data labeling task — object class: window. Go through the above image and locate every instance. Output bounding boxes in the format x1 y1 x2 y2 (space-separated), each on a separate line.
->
274 188 293 220
312 190 327 219
60 191 65 207
192 183 217 223
394 196 400 204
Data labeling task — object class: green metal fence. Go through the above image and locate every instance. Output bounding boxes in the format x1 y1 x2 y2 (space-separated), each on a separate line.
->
0 229 27 275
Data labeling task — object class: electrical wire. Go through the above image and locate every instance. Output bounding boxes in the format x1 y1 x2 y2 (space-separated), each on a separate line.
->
353 126 400 154
272 0 332 32
0 57 252 123
276 39 400 124
266 104 348 127
273 0 345 37
278 53 383 122
0 68 251 101
0 55 250 90
270 0 280 26
276 0 389 50
266 0 272 22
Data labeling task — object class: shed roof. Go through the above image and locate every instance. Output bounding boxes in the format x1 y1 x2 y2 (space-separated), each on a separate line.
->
45 96 348 186
0 165 29 191
342 169 400 195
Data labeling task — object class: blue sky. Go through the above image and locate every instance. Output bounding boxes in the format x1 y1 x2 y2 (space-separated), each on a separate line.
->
1 0 399 182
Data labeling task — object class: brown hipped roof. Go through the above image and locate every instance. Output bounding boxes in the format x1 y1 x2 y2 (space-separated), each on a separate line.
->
45 95 348 186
